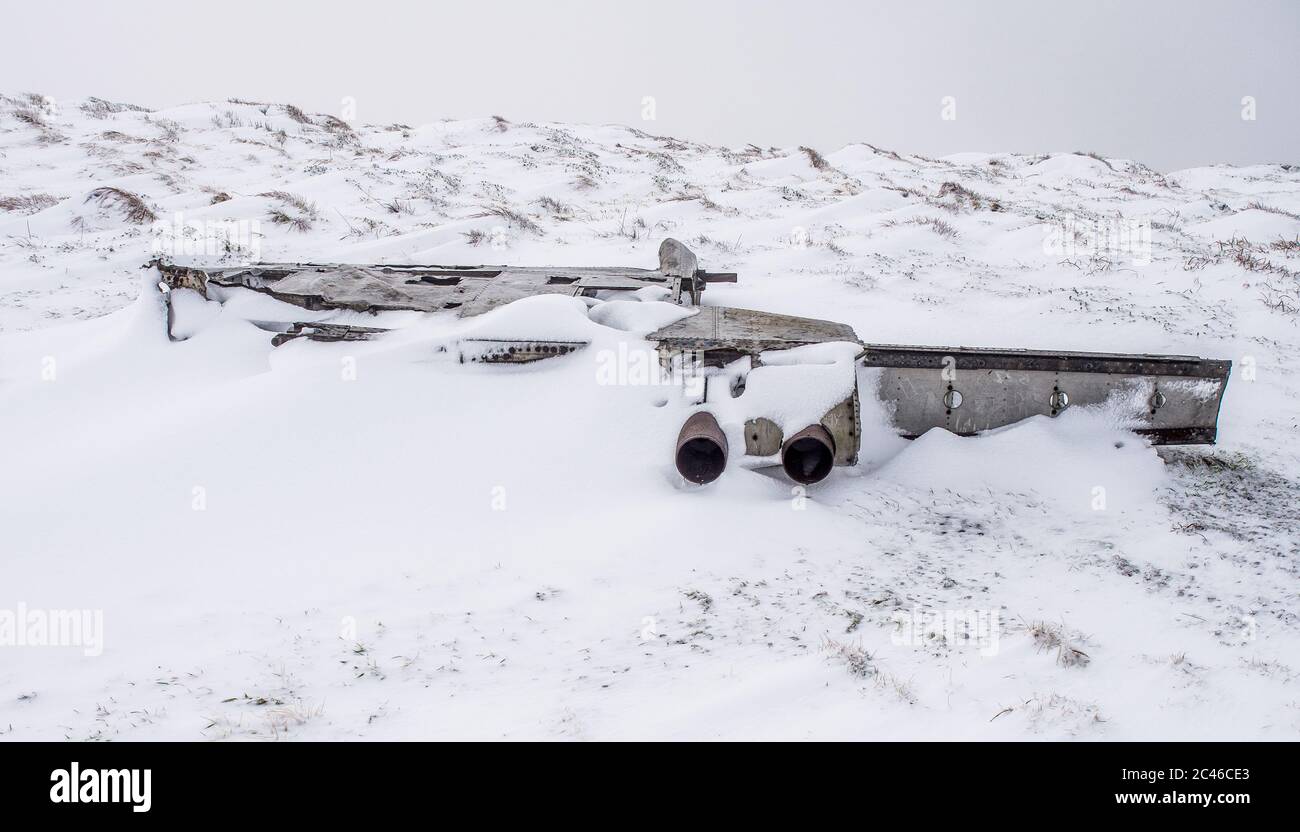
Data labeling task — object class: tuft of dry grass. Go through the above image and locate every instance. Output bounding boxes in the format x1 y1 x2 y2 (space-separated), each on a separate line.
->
889 215 958 238
665 186 735 215
874 671 917 704
799 145 830 171
1028 620 1091 668
317 114 357 145
683 588 713 612
935 181 1002 212
151 117 183 143
1073 150 1116 171
84 186 157 224
13 107 46 128
10 105 66 143
1246 201 1300 221
534 196 573 220
78 97 150 119
923 217 958 238
862 142 906 162
266 209 313 232
283 103 312 125
821 636 874 678
99 130 143 143
259 190 318 231
415 168 462 198
1216 235 1297 278
259 190 314 213
991 693 1105 731
610 209 649 241
0 193 59 215
476 202 542 234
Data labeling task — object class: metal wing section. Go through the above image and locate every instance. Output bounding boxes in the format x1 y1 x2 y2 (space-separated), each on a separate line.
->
861 344 1231 445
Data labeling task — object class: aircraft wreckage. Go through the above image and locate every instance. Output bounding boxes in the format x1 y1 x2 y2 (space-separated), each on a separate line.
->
153 239 1230 486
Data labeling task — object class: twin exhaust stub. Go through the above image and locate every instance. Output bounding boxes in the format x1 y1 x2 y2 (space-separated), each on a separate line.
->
674 413 837 487
674 412 729 485
780 424 836 485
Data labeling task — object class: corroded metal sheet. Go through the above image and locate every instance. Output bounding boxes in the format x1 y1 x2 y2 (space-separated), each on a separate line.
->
860 344 1229 379
864 345 1230 445
153 239 714 319
743 417 783 457
269 322 390 347
457 339 587 364
647 306 861 365
157 262 674 316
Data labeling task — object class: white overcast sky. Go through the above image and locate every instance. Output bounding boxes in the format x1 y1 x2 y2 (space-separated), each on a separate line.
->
5 0 1296 170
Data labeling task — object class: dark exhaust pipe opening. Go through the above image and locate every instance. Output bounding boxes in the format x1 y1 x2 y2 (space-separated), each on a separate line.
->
781 424 835 485
675 412 728 485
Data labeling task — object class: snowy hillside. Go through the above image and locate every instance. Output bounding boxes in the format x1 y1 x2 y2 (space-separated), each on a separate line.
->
2 93 1299 740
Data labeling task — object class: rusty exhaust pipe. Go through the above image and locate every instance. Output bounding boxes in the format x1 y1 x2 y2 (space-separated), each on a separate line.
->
675 412 728 485
781 424 835 485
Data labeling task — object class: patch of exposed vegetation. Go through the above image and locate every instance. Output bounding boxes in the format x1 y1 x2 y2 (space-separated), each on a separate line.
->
0 193 59 215
84 186 157 224
1074 150 1116 171
534 196 573 220
800 145 830 171
283 103 312 125
1160 449 1300 578
882 215 958 238
683 589 714 613
318 114 358 145
821 637 874 678
917 216 958 237
78 97 150 119
9 105 66 143
934 181 1002 212
1027 620 1091 667
260 190 318 231
991 693 1105 733
476 202 542 234
1246 202 1300 221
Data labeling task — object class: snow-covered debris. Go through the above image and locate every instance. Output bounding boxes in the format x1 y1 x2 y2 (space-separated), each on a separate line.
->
1 95 1298 740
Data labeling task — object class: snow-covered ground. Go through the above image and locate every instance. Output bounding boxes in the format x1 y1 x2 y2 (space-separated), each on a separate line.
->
2 93 1298 740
